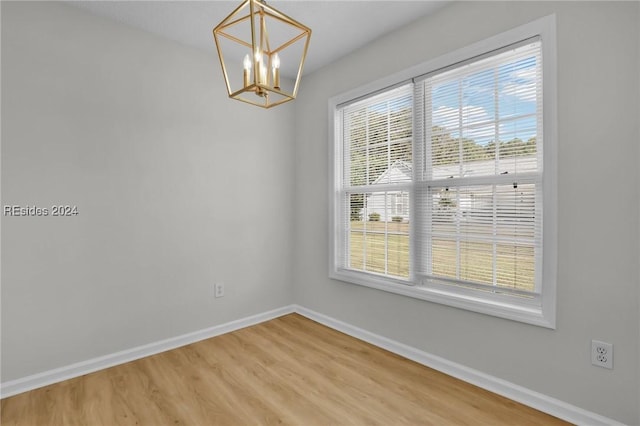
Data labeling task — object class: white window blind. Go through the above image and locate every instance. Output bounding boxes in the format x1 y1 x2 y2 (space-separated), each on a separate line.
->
331 17 556 327
416 39 543 296
339 85 413 279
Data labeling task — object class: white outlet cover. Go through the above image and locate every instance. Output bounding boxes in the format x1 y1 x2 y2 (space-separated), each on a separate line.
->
215 283 225 298
591 340 613 369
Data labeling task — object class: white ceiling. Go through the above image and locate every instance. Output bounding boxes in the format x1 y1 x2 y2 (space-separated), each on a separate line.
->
69 1 449 77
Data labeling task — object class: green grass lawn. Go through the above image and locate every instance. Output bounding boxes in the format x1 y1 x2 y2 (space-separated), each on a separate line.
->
348 221 535 292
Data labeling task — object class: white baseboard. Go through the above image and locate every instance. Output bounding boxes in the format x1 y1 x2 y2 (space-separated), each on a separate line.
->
0 305 295 399
293 305 624 426
1 303 624 426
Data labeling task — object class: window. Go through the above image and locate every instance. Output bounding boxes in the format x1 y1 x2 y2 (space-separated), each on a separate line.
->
391 192 409 216
330 17 557 328
341 85 413 278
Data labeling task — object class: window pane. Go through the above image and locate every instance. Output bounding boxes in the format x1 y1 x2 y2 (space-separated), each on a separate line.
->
496 244 535 291
390 142 412 179
366 231 387 274
368 112 388 146
497 117 537 174
347 191 410 279
461 68 494 128
348 193 366 222
428 42 540 181
459 186 494 237
459 240 494 285
495 183 537 240
498 55 539 119
426 182 538 289
349 148 367 186
431 187 458 236
368 144 389 184
390 104 413 142
430 130 461 178
431 238 457 279
343 86 412 187
346 111 367 149
432 80 460 134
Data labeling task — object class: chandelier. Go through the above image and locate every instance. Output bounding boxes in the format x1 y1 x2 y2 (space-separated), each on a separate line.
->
213 0 311 109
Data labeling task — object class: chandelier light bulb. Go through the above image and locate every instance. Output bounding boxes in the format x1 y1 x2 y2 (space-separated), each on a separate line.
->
243 54 251 87
259 63 267 85
272 53 281 89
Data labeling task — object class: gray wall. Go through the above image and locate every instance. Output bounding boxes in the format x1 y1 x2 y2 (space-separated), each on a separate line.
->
293 1 640 424
1 1 295 382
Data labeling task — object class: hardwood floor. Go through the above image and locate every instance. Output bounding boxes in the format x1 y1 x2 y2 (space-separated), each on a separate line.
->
1 314 569 425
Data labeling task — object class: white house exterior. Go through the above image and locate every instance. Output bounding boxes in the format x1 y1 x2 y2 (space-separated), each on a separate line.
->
364 160 411 222
364 156 537 222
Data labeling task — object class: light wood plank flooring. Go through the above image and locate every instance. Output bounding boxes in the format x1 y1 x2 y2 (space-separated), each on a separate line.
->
1 313 569 425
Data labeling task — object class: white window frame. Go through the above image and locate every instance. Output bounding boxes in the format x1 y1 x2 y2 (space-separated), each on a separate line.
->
328 16 557 328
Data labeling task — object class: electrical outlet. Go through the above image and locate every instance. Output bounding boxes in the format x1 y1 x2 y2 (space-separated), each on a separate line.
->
214 283 225 298
591 340 613 369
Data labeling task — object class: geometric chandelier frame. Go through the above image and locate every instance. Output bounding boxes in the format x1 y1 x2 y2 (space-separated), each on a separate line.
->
213 0 311 108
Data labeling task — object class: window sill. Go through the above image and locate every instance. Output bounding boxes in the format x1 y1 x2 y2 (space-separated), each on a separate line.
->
330 269 555 329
